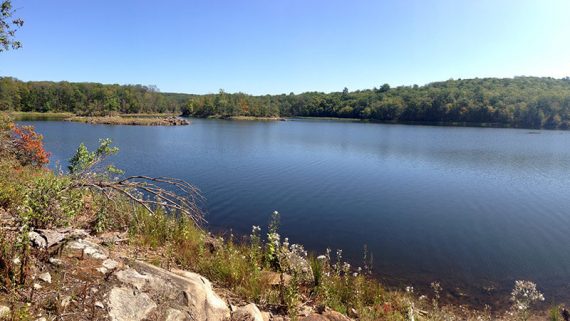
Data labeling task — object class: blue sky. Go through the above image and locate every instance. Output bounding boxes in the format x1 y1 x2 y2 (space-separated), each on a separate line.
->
1 0 569 94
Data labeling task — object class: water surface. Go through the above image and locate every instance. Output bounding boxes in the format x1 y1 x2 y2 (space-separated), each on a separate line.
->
20 118 570 305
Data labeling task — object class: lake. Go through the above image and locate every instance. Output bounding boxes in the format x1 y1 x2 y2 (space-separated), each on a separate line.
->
19 118 570 306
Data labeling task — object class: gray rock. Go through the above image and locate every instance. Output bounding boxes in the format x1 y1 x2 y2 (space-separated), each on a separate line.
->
115 268 150 290
102 259 119 270
96 267 108 274
98 259 120 274
36 229 66 247
67 239 108 260
29 231 46 248
231 303 264 321
38 272 51 284
48 257 64 266
108 287 157 321
165 308 187 321
29 229 89 249
133 261 231 321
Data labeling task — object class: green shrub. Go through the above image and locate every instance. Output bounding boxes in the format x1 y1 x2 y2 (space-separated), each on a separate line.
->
20 173 83 228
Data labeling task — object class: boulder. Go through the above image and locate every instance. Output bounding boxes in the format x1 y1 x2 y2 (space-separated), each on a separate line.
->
108 287 157 321
67 239 108 260
98 259 120 274
114 268 150 290
38 272 51 284
29 231 47 248
102 259 119 270
29 228 89 250
132 260 231 321
231 303 264 321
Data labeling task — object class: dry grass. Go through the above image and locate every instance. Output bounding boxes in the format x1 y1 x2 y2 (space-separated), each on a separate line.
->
9 111 74 120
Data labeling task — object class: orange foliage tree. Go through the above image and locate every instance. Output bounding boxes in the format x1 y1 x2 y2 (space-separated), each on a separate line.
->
11 125 50 167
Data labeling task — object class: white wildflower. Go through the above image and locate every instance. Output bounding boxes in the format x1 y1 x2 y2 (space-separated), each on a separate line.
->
509 280 544 318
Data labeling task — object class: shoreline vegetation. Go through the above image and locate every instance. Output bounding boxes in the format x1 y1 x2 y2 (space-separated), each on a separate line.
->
2 76 570 130
9 111 559 132
207 115 287 121
0 112 564 321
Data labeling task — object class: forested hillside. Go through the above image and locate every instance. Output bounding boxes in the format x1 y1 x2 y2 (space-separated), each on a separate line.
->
2 76 570 129
0 77 188 115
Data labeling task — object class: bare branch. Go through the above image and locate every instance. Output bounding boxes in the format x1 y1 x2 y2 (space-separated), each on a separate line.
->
70 176 206 226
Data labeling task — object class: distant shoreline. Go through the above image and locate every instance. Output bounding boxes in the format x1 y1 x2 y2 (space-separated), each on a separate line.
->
9 112 189 126
9 111 561 131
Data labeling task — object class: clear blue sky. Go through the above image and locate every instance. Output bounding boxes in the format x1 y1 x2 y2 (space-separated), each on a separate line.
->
1 0 569 94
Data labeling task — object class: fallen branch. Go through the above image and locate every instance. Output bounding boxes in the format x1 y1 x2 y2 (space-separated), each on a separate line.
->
70 175 205 226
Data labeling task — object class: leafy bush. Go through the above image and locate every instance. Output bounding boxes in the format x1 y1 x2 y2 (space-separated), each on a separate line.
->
20 173 83 228
68 138 119 175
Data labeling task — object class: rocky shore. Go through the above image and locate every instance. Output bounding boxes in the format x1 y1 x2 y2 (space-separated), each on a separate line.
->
67 116 190 126
1 226 352 321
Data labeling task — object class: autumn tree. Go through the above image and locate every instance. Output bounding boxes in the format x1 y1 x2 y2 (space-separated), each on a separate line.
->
11 125 50 167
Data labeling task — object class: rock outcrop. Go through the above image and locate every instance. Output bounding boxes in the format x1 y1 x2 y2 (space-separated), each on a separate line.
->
108 287 157 321
20 228 354 321
125 260 232 321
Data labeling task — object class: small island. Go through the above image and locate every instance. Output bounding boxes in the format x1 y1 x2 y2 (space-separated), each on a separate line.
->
9 112 190 126
67 115 190 126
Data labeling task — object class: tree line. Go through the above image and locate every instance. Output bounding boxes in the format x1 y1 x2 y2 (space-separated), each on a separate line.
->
2 76 570 129
0 77 188 115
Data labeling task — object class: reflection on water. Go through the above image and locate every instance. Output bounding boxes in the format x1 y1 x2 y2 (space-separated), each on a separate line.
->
20 118 570 306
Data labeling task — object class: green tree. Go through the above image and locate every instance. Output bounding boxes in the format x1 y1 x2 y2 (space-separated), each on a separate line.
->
0 0 24 52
